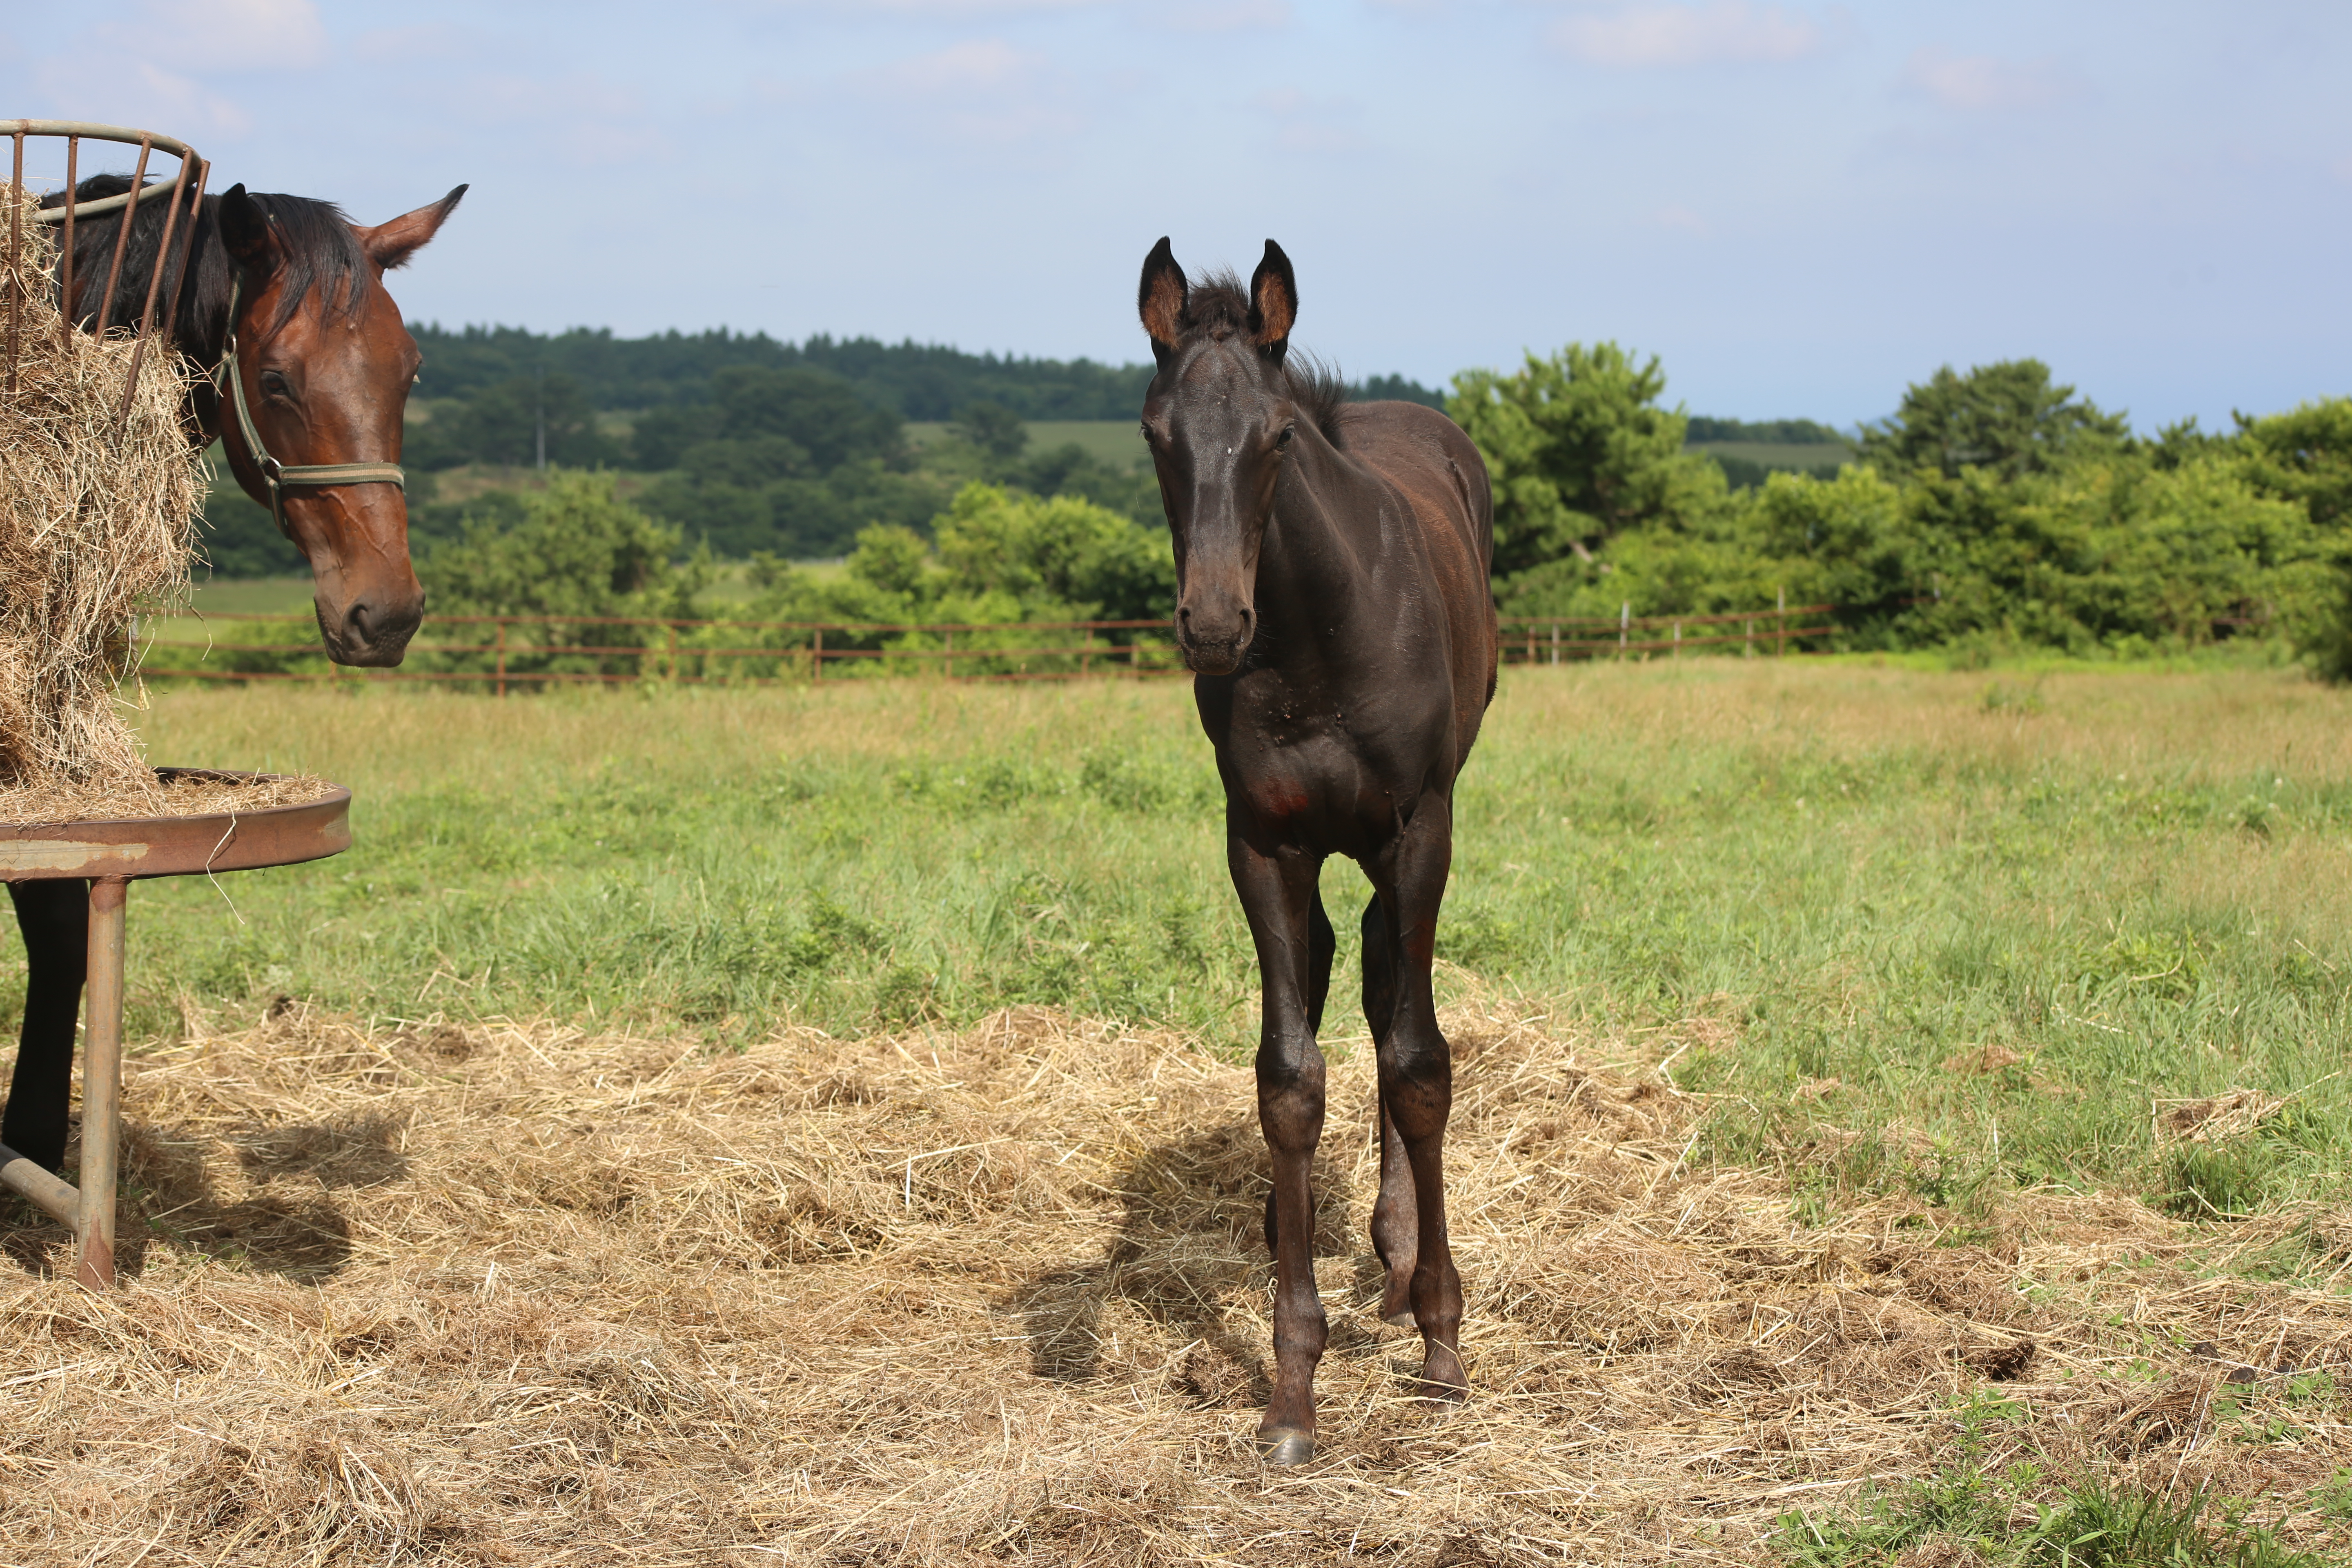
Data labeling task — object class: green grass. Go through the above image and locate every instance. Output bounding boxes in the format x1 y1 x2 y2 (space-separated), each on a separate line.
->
47 661 2352 1220
1778 1393 2321 1566
186 576 315 616
905 419 1146 468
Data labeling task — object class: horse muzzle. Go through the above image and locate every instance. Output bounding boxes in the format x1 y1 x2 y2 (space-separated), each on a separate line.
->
316 588 424 668
1177 599 1255 676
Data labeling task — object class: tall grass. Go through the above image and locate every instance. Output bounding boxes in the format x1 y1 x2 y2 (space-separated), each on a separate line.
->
62 660 2352 1211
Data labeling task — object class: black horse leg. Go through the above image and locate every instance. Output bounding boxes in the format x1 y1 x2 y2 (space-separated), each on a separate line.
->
2 880 89 1175
1263 891 1339 1257
1230 830 1328 1464
1368 795 1467 1401
1361 891 1418 1325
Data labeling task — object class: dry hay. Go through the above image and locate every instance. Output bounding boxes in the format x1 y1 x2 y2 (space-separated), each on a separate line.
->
0 767 336 826
0 1002 2347 1565
0 181 202 814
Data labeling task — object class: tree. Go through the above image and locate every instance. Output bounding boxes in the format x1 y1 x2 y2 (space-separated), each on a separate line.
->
417 470 682 619
2235 397 2352 532
403 372 618 470
952 401 1029 460
1858 359 2129 480
710 365 903 470
1448 342 1724 579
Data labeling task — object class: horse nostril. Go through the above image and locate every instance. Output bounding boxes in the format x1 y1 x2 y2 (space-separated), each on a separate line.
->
346 602 373 645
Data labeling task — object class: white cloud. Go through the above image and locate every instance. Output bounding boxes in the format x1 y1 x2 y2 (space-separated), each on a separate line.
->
853 40 1086 143
1252 87 1370 154
873 38 1039 93
1552 2 1826 67
1649 203 1709 236
778 0 1098 13
33 57 253 140
1900 47 2072 111
353 25 470 65
1150 0 1293 31
99 0 328 71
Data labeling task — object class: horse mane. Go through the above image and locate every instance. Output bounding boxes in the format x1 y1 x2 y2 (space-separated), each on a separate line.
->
1183 268 1351 447
42 176 371 361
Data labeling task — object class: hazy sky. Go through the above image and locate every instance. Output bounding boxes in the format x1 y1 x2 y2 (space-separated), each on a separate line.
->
7 1 2348 428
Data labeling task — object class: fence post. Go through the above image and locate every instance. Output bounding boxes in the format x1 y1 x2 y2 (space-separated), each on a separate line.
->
812 627 823 682
1550 622 1559 666
666 622 679 684
1619 602 1629 659
1744 618 1753 658
943 628 953 681
1082 624 1093 679
1673 621 1681 657
494 620 507 699
1777 586 1786 657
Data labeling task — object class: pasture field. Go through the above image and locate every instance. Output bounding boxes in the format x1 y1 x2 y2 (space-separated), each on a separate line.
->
904 419 1151 469
3 664 2350 1563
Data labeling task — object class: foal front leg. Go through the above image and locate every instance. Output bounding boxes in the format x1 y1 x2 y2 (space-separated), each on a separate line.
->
1229 830 1328 1465
1369 797 1468 1401
2 879 89 1175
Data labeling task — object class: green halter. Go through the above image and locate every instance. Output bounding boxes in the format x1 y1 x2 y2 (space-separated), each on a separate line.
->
213 274 406 538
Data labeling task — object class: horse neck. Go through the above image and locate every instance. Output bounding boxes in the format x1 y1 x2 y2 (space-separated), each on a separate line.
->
1255 437 1394 626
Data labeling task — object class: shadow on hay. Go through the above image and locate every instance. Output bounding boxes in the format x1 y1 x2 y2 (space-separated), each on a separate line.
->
1013 1116 1370 1401
0 1112 408 1281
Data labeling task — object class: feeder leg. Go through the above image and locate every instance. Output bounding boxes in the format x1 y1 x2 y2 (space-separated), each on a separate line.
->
74 877 127 1291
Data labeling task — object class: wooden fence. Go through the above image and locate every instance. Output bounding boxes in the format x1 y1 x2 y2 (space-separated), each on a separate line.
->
139 598 1835 690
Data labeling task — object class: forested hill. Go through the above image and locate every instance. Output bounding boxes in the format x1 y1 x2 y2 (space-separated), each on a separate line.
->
406 323 1448 421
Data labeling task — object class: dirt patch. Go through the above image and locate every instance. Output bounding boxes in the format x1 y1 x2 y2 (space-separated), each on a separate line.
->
1 1002 2346 1563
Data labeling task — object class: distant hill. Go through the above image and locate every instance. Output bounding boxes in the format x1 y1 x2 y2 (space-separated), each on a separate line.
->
1684 416 1849 444
407 323 1447 423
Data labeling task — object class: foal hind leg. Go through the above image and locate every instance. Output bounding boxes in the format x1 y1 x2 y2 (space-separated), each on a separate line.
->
1265 891 1337 1260
1362 892 1417 1326
1368 797 1467 1401
2 879 89 1175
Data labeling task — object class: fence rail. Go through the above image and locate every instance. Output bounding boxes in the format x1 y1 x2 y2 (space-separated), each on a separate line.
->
138 600 1836 690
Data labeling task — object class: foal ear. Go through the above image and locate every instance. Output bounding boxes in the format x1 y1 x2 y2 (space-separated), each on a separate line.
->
1247 239 1296 359
357 184 468 272
1138 236 1188 365
216 185 282 271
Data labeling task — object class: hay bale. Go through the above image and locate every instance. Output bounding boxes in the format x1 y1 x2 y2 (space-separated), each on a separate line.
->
0 180 201 818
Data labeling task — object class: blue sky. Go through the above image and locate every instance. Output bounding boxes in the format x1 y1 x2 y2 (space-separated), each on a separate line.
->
6 1 2348 429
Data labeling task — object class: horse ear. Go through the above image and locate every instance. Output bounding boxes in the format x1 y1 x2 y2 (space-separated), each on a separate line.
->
217 185 281 271
1247 240 1296 359
1138 236 1187 365
356 184 468 272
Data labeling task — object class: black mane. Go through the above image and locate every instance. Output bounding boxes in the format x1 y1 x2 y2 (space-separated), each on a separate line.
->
41 175 370 362
1183 268 1350 447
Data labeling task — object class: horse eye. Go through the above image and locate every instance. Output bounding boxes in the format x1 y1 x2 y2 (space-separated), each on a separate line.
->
261 370 292 398
1276 425 1295 449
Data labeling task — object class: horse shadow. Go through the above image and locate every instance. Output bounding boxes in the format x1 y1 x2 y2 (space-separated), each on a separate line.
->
1013 1116 1374 1404
0 1112 406 1281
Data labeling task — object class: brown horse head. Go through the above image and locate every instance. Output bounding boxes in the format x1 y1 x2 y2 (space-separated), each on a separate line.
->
1139 237 1336 677
212 183 463 666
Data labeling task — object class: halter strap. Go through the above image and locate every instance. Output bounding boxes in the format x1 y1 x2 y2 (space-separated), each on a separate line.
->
212 274 405 539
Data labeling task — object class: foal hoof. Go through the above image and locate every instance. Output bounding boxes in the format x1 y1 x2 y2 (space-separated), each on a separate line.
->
1381 1308 1418 1330
1255 1427 1316 1467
